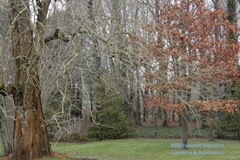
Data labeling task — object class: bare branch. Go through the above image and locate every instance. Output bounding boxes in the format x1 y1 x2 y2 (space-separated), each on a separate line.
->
0 84 18 96
36 0 51 27
45 28 110 45
44 28 70 43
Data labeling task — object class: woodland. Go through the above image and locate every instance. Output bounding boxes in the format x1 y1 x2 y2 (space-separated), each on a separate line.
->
0 0 239 160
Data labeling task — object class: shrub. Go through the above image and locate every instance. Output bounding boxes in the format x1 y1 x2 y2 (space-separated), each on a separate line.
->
88 104 129 140
59 133 90 142
215 111 240 139
88 85 129 140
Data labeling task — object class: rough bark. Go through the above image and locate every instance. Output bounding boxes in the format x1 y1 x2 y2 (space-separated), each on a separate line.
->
9 0 52 159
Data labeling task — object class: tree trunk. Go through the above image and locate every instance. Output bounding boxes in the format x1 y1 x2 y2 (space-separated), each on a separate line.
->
208 111 215 141
151 108 154 124
88 0 101 114
136 85 142 126
10 0 52 159
13 78 52 159
143 107 147 122
162 109 171 127
162 109 167 126
181 113 188 149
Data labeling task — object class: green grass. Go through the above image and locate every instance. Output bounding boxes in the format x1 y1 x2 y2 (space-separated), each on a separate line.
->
45 138 240 160
129 126 209 138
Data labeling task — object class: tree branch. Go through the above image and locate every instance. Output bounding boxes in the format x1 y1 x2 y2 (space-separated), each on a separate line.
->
44 28 110 45
44 28 70 43
37 0 51 25
0 84 18 96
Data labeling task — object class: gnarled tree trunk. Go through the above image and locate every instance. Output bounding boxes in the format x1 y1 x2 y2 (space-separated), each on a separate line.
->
9 0 52 159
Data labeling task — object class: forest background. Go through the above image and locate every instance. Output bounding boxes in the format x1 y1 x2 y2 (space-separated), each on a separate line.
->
0 0 239 159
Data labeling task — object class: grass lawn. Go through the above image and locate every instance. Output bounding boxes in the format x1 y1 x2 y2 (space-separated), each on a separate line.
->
45 138 240 160
129 126 209 138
